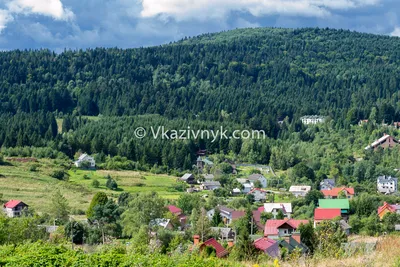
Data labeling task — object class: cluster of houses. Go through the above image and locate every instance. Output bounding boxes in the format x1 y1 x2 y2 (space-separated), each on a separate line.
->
191 196 353 258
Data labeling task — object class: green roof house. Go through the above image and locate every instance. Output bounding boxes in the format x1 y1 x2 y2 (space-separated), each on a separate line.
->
318 199 350 214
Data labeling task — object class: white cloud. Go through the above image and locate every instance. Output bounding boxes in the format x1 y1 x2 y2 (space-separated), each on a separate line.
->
7 0 74 20
391 27 400 37
140 0 381 21
0 10 13 32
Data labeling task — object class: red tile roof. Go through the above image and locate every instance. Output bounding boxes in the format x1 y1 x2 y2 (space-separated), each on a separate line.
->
3 200 25 209
248 188 268 194
167 205 182 215
378 202 397 215
314 208 341 220
321 187 354 197
264 219 308 236
254 237 277 251
231 210 246 220
201 238 229 258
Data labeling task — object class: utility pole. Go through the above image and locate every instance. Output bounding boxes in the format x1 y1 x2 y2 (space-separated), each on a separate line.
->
71 221 74 250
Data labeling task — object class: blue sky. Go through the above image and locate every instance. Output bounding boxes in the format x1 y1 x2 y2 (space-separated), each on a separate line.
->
0 0 399 51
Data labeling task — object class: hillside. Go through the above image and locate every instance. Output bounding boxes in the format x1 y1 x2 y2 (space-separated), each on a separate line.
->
1 28 400 124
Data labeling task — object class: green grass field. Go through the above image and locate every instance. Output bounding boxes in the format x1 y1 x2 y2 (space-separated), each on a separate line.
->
0 159 184 215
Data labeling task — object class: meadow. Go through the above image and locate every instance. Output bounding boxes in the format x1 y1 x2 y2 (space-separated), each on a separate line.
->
0 158 184 215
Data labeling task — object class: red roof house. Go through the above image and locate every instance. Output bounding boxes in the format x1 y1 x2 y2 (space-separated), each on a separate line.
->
3 200 28 217
167 205 182 215
321 187 355 199
199 238 229 258
314 208 341 227
264 219 308 237
378 202 400 220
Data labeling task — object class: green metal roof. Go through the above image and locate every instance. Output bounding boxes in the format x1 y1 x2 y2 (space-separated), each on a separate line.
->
318 199 349 209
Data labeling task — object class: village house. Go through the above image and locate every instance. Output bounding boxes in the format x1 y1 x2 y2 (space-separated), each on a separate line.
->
232 188 241 195
248 188 268 202
243 183 253 193
377 202 400 220
3 200 28 218
179 173 196 184
264 219 308 239
195 236 229 258
252 207 265 231
318 199 350 220
263 219 309 253
365 134 400 150
254 237 280 258
210 227 235 241
313 208 341 227
74 153 95 168
149 218 173 230
202 174 215 181
377 175 398 194
167 205 187 226
207 206 245 225
289 185 311 197
247 173 267 188
320 179 335 190
263 203 292 219
300 115 325 125
321 187 355 199
196 157 214 171
200 181 221 191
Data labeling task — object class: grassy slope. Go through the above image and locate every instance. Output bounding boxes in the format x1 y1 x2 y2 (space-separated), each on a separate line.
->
0 159 183 214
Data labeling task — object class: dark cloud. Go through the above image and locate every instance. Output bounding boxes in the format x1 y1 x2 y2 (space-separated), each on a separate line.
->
0 0 399 50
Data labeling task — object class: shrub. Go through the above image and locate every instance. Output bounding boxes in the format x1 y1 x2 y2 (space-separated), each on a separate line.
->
106 177 118 190
92 179 100 188
51 170 66 180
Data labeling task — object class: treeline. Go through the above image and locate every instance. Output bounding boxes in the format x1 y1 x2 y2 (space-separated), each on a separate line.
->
1 28 400 125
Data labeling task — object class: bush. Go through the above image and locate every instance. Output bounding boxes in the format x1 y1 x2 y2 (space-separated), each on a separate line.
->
92 179 100 188
51 170 66 180
29 164 40 172
106 177 118 190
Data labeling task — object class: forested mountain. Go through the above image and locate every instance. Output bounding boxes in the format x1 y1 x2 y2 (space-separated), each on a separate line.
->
1 27 400 125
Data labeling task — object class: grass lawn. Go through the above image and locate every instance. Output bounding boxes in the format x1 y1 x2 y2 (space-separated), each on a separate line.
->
0 159 184 215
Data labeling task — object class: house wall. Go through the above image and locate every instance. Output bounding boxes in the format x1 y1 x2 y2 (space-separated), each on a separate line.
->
252 191 266 201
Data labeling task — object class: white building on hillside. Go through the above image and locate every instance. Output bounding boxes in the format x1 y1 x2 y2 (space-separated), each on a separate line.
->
263 203 292 219
74 154 95 168
300 115 326 125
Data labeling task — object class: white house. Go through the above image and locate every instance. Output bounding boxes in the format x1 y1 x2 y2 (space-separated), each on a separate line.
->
74 153 95 168
289 185 311 197
242 183 253 194
300 115 326 125
247 174 267 188
320 179 335 190
3 200 28 218
248 188 268 202
377 176 398 194
200 181 221 191
263 203 292 219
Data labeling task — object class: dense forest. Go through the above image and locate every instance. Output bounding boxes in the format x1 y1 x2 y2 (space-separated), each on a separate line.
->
1 27 400 177
1 28 400 124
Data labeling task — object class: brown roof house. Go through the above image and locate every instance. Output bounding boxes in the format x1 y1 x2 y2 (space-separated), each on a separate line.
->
365 134 400 150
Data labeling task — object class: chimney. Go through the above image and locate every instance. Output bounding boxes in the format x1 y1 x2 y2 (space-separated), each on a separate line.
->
292 232 301 244
227 239 234 247
193 235 200 245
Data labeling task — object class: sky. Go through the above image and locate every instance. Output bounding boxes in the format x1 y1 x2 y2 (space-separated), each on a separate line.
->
0 0 399 51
